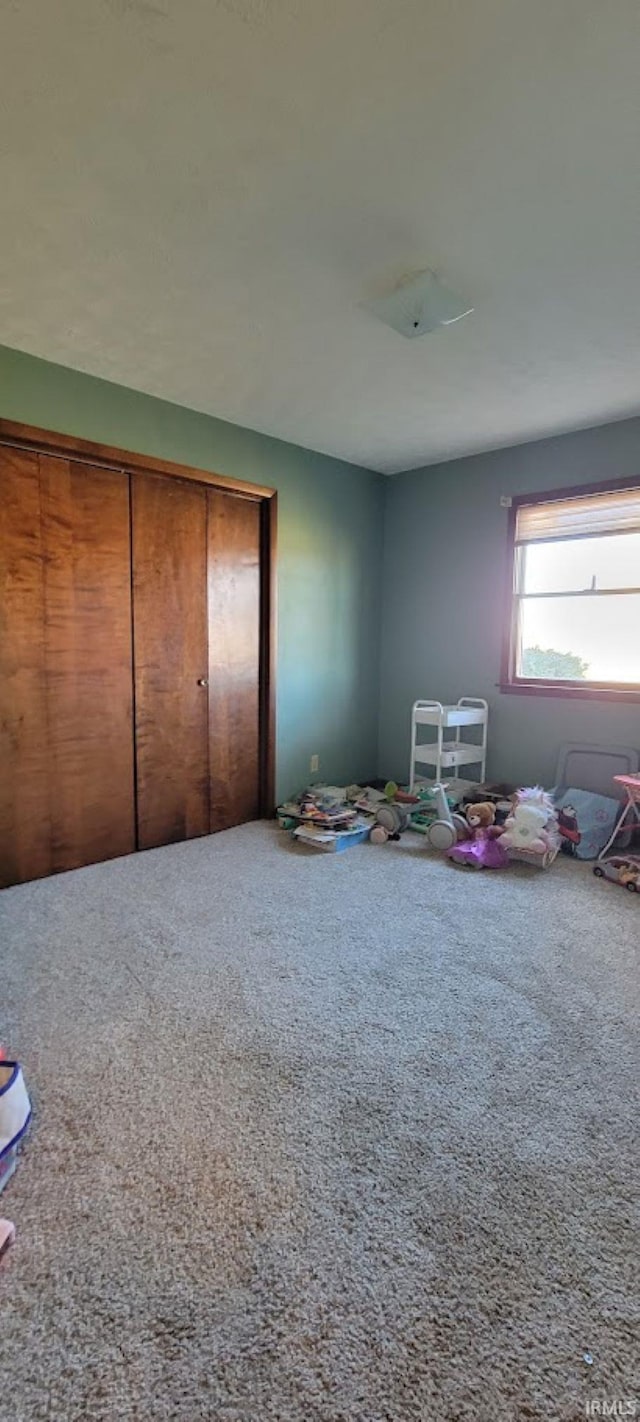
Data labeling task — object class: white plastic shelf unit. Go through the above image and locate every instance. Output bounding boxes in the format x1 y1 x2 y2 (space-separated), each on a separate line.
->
409 698 488 792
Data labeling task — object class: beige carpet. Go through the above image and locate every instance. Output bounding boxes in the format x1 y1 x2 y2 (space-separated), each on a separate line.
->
1 823 638 1421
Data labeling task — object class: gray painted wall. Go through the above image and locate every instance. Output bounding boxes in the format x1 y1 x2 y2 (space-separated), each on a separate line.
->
0 344 384 803
379 418 640 787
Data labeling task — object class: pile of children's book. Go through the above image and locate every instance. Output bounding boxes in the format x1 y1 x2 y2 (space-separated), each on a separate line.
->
277 788 373 852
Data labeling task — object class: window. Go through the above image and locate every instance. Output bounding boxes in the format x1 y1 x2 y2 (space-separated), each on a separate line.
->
502 483 640 698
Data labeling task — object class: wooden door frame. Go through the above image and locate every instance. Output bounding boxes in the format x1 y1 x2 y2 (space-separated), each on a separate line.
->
0 419 277 817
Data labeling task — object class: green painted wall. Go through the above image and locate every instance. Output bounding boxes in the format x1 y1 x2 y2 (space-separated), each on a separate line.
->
379 418 640 787
6 342 638 802
0 345 384 803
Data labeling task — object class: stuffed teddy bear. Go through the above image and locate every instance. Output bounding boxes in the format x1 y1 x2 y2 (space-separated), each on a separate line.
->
447 801 509 869
465 802 497 833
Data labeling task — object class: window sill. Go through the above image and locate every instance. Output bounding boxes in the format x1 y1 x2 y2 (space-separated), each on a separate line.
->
499 680 640 704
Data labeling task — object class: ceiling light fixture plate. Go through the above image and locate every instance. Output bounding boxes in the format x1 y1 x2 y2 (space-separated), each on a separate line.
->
364 268 473 338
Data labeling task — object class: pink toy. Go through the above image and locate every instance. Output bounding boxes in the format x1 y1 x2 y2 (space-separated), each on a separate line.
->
597 775 640 860
0 1218 15 1261
447 802 509 870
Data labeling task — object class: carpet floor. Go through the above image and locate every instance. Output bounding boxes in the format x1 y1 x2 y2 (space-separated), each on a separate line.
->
1 822 638 1422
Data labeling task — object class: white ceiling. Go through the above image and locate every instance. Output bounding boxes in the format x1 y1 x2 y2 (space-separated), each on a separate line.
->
1 0 639 474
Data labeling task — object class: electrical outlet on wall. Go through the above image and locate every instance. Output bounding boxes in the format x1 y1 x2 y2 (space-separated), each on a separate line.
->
310 754 319 773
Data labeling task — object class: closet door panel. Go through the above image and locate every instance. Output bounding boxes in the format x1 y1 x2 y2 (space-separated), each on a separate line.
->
132 474 209 850
0 448 51 887
207 491 261 832
40 457 135 872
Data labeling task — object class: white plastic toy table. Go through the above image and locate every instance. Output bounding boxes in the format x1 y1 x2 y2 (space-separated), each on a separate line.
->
409 698 488 792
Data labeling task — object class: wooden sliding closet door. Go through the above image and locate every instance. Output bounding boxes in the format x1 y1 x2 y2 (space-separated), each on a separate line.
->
0 451 135 886
132 480 262 847
40 458 135 873
207 490 261 832
1 419 275 886
132 474 210 850
0 448 51 886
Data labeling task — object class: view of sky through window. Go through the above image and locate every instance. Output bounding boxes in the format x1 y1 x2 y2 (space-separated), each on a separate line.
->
516 533 640 683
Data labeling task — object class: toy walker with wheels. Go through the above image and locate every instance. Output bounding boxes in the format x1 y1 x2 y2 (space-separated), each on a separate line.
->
425 784 468 850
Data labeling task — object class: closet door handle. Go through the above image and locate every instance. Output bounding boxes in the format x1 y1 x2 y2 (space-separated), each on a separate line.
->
197 677 209 687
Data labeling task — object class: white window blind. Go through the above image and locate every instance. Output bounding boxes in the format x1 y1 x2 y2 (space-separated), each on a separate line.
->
515 487 640 544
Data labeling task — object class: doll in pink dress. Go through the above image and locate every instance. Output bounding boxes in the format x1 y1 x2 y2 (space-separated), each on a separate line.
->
447 802 509 870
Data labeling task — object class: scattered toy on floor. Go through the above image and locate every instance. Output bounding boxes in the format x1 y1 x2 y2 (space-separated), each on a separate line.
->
278 777 564 871
593 855 640 893
424 783 468 851
277 786 372 851
447 801 509 870
557 802 581 856
500 787 560 868
501 795 550 854
370 801 415 844
591 772 640 861
461 782 517 826
409 783 459 835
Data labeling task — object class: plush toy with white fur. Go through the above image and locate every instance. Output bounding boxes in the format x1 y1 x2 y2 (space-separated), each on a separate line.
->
500 787 557 856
